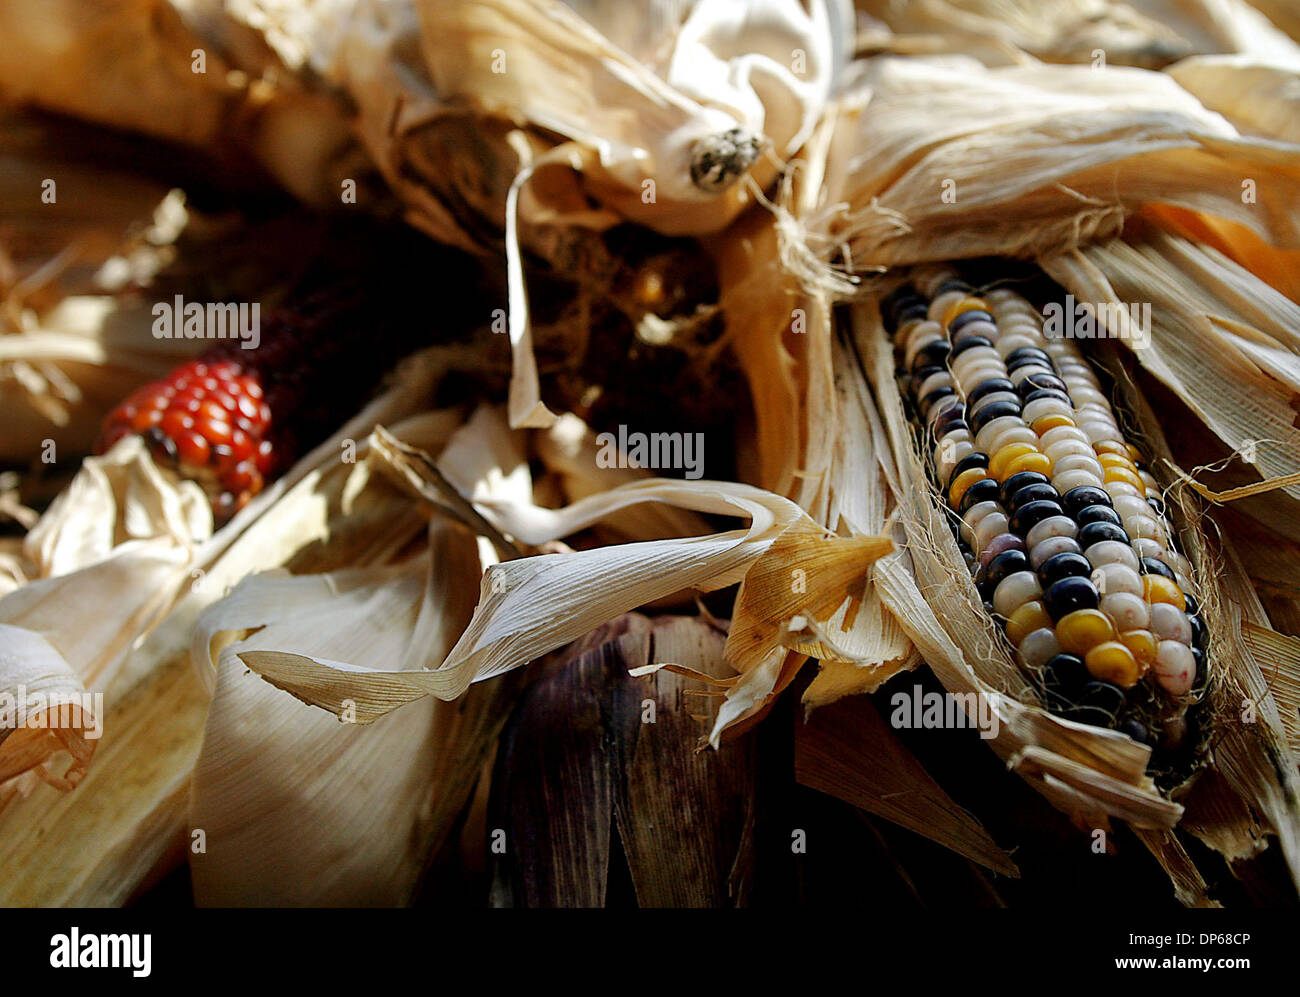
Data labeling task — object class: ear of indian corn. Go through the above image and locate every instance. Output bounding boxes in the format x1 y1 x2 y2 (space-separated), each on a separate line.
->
96 226 490 521
884 268 1209 767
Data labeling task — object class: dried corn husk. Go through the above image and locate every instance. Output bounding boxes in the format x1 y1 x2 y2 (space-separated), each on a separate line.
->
490 613 756 907
824 56 1300 267
1167 54 1300 143
0 389 467 905
233 420 891 745
532 412 716 545
0 345 453 813
1039 229 1300 505
0 0 363 203
854 0 1300 68
795 693 1016 875
416 0 847 234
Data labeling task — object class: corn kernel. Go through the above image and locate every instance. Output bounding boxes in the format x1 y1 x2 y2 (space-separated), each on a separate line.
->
1085 641 1141 688
1118 629 1158 670
989 442 1040 480
1006 600 1053 646
1143 574 1184 607
942 296 989 327
1055 608 1116 655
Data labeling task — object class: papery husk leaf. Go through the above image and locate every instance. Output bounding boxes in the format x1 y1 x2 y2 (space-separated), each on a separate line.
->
533 412 716 545
706 206 803 495
1132 828 1219 907
724 518 891 725
827 57 1300 267
0 0 362 204
0 438 209 806
0 643 207 905
1091 338 1300 894
1241 623 1300 758
1166 55 1300 144
794 693 1018 876
800 334 918 704
1141 203 1300 304
1039 229 1300 504
189 538 477 905
413 0 843 235
187 404 532 904
238 452 889 746
490 612 756 907
856 0 1300 68
1180 768 1268 865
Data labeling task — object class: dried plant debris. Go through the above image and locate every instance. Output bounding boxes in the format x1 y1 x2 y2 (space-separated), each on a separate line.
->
489 614 755 907
2 0 1300 910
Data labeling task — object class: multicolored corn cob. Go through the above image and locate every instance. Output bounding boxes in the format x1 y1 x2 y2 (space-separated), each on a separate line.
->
885 268 1209 759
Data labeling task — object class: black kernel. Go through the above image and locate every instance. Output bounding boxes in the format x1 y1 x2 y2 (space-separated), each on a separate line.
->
945 451 990 490
970 399 1022 435
950 335 994 358
983 550 1031 590
1078 505 1122 530
1140 557 1176 580
948 310 995 334
1075 681 1126 726
911 339 951 371
967 377 1016 407
1009 482 1060 512
1004 346 1051 368
1021 387 1073 408
1016 371 1068 396
918 386 956 418
1043 576 1100 620
1000 471 1050 505
959 478 1000 514
1060 485 1113 516
1077 521 1128 549
1010 499 1064 536
1038 552 1093 587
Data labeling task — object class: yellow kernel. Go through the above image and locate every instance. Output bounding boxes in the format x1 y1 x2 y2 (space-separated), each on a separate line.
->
1006 600 1053 646
989 441 1039 480
1118 629 1158 670
1056 609 1117 656
1143 574 1184 607
1103 466 1144 491
1085 641 1141 688
948 467 989 508
1003 451 1053 479
1031 414 1074 434
1126 443 1143 462
1097 452 1137 473
1094 440 1128 457
942 297 989 328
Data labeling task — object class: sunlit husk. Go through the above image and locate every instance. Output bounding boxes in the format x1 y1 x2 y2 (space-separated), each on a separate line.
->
823 57 1300 268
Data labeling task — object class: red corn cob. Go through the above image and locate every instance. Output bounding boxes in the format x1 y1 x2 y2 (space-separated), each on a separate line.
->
97 224 491 521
